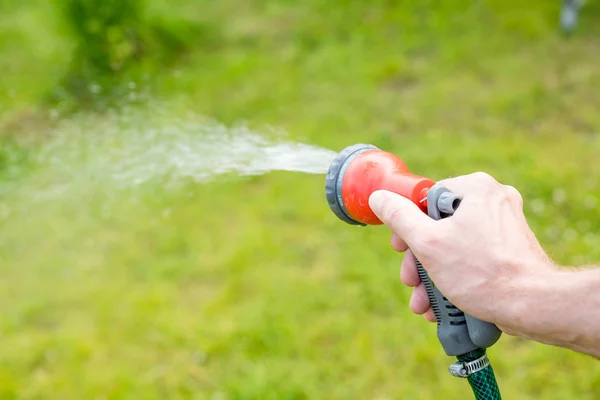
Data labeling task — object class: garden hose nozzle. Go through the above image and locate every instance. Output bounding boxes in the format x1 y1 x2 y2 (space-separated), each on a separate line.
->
325 144 503 400
325 144 435 225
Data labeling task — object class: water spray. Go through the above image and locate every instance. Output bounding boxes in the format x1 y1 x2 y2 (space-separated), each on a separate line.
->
325 144 503 400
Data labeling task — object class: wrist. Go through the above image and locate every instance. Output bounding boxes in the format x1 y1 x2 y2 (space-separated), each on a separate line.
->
502 260 571 344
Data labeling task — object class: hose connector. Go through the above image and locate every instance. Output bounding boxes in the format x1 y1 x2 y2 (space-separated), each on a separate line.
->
449 353 490 378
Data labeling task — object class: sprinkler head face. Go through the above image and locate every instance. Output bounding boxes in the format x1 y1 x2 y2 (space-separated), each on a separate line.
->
325 144 435 225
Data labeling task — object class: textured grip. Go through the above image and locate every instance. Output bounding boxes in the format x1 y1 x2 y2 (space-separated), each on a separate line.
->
422 185 502 355
415 259 441 322
414 256 479 356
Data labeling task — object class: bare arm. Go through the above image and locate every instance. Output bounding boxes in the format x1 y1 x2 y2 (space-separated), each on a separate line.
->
367 172 600 358
511 265 600 358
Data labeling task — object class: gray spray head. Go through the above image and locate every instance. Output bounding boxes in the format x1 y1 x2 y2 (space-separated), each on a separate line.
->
325 143 379 226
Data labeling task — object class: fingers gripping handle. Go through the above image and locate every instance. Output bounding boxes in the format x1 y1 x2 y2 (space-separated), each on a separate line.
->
418 185 502 356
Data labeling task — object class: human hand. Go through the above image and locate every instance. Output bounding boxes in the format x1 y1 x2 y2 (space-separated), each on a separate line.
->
368 172 557 337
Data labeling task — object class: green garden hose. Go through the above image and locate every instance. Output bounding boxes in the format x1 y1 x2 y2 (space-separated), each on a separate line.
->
454 349 502 400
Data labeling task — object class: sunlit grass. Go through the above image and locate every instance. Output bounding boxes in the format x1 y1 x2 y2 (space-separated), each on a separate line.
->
1 1 600 399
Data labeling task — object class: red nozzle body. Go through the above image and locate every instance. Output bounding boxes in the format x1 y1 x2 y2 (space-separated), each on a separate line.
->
325 144 435 225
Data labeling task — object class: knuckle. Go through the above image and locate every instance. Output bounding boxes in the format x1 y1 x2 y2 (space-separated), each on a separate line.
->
502 185 523 205
471 171 497 185
436 176 455 186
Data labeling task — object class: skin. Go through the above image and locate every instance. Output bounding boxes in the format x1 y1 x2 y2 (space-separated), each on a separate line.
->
368 172 600 359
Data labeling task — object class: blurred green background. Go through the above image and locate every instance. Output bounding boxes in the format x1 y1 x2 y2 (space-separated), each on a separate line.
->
2 0 600 399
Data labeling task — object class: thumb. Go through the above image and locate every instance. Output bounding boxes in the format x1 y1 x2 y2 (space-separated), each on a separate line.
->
368 190 434 243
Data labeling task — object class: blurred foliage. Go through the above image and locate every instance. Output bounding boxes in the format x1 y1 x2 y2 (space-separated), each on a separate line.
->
49 0 220 110
1 0 600 399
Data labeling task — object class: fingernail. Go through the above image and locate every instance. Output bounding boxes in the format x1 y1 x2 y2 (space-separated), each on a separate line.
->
369 191 385 211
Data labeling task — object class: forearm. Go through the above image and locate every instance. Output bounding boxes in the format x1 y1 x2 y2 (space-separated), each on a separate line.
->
510 264 600 358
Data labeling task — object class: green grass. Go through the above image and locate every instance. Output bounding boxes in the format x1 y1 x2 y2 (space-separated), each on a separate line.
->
2 0 600 398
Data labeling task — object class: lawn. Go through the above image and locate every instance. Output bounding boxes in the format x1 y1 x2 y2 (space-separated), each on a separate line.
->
1 1 600 399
